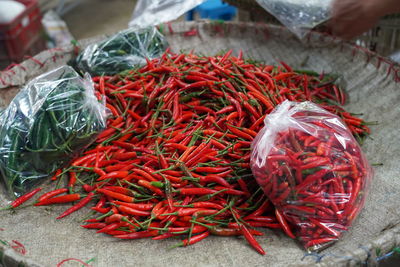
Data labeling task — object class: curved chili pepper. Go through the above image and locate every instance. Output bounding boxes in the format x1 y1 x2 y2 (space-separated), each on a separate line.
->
5 187 42 209
176 231 210 247
57 192 94 219
37 188 68 203
240 224 266 255
275 209 295 239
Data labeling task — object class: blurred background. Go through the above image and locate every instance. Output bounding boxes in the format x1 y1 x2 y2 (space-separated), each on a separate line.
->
0 0 242 68
40 0 135 39
1 0 400 69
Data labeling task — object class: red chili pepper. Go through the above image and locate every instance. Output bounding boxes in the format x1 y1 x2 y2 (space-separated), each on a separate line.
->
81 223 107 229
112 141 153 154
82 184 94 192
309 218 340 237
57 192 94 219
68 172 77 188
105 214 124 224
96 222 122 234
230 222 281 229
117 205 151 217
137 180 165 196
96 188 134 203
194 166 230 173
213 186 245 196
176 188 217 195
131 168 158 182
162 208 217 217
37 188 68 203
34 194 81 206
71 154 96 166
106 103 120 116
202 129 236 139
240 224 266 255
114 230 158 239
112 151 137 161
104 161 134 172
97 171 129 181
51 169 62 181
197 175 231 188
7 188 42 209
246 216 275 223
10 240 26 255
152 232 174 240
177 201 224 210
275 209 295 239
296 169 330 191
177 231 210 247
210 227 245 236
112 201 153 211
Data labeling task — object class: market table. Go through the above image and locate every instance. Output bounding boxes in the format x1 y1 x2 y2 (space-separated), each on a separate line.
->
0 21 399 267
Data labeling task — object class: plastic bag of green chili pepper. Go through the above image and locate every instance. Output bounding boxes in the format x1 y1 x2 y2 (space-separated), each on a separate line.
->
0 66 107 197
250 100 373 251
72 26 169 76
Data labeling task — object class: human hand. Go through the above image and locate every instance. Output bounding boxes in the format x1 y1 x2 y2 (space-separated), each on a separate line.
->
330 0 399 40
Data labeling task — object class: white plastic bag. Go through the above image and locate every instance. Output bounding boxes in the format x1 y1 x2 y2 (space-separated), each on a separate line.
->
129 0 206 28
256 0 332 39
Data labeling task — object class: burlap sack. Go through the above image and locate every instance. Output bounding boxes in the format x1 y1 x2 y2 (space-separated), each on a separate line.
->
0 21 399 267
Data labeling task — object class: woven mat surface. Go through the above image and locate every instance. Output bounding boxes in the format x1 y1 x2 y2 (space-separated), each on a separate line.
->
0 21 399 267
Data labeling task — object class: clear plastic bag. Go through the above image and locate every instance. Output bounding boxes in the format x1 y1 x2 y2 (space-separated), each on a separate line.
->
256 0 332 38
250 100 373 251
129 0 206 28
0 66 107 196
73 27 169 76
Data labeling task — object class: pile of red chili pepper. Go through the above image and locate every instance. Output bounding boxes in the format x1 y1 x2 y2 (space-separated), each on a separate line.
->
5 50 371 255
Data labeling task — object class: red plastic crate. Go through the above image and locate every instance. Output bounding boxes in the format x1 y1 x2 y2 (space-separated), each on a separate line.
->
0 0 46 66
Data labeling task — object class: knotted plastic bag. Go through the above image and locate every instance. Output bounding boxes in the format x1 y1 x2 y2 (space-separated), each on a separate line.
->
250 100 373 251
0 66 107 196
74 27 169 76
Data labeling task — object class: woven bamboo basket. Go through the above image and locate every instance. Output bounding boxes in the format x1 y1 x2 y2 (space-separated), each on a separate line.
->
0 21 400 267
225 0 400 56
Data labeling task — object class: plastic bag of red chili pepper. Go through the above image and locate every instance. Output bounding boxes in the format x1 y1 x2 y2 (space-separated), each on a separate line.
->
250 100 373 251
